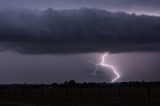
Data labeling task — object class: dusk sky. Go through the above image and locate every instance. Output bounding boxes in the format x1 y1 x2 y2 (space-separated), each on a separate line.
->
0 0 160 83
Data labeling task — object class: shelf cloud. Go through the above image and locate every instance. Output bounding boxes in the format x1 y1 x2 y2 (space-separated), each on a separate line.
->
0 8 160 54
1 0 160 15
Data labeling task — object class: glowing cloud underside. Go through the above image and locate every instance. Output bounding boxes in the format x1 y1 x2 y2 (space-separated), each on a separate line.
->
93 53 120 83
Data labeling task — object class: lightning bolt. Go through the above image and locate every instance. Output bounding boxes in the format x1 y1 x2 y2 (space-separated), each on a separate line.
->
92 53 120 83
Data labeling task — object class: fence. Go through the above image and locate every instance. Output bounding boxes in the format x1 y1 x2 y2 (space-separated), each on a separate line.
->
0 87 159 100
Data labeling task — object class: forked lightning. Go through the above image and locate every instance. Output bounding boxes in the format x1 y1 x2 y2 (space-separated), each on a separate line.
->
93 53 120 83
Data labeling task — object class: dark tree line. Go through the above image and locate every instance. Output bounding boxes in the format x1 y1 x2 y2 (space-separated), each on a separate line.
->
0 80 160 89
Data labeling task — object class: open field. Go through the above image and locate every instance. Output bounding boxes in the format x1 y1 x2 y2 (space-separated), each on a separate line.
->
0 86 160 106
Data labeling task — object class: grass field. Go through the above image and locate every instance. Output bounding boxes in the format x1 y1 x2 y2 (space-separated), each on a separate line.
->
0 87 160 106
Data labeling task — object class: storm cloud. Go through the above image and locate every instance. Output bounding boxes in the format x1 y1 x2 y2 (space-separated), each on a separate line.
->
1 0 160 15
0 8 160 54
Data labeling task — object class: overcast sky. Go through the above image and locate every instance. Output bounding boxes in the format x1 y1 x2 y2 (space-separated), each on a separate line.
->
0 0 160 83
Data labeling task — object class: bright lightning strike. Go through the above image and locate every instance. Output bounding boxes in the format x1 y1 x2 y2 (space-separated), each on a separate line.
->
92 53 120 83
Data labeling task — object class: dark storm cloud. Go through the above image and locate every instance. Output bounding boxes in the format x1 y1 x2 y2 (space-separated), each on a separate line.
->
1 0 160 14
0 8 160 54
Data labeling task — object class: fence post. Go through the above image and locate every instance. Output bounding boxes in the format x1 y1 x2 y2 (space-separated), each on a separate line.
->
80 87 82 97
118 86 121 100
66 87 68 97
7 88 10 96
30 88 32 96
41 87 44 96
98 88 101 97
52 87 54 97
147 87 151 100
13 88 16 96
22 88 24 96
